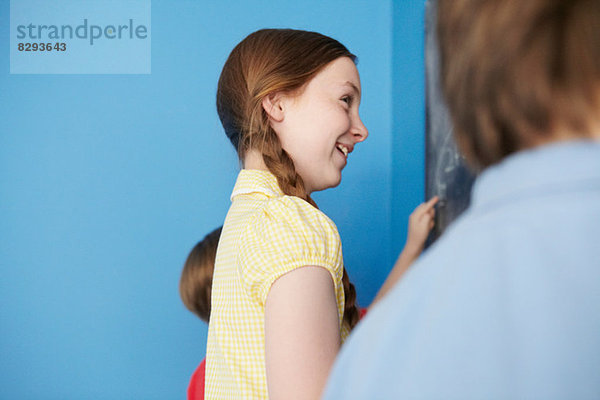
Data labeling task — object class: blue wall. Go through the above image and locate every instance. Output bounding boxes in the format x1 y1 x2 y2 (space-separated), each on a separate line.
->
392 2 427 254
0 1 425 398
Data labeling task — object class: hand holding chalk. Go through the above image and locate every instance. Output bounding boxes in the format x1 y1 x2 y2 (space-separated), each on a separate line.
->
405 196 439 257
370 196 439 308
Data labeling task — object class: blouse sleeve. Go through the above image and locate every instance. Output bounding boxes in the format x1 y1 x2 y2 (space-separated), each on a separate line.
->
237 196 344 307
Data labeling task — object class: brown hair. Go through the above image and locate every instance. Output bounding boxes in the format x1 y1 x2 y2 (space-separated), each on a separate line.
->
217 28 360 331
437 0 600 169
179 226 222 323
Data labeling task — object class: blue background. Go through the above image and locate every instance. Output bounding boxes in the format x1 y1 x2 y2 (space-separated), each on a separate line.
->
0 0 424 398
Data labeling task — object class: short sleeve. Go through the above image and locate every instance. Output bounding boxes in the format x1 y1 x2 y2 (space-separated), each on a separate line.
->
238 196 344 307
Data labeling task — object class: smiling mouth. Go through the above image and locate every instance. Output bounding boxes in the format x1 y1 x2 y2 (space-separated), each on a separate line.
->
336 143 349 157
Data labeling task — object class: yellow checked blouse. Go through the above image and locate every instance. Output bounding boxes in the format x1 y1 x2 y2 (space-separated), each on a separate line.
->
205 169 348 399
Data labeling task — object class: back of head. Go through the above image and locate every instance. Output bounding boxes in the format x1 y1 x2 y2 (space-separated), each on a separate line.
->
179 226 222 323
437 0 600 169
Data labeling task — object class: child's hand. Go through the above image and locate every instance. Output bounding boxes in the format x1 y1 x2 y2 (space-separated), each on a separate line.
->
371 196 440 308
404 196 439 257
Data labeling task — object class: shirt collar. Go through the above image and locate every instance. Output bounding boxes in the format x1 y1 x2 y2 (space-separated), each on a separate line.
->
230 169 284 201
471 140 600 210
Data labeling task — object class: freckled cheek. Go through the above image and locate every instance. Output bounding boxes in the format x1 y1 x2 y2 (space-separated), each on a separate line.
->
334 119 352 138
321 108 351 133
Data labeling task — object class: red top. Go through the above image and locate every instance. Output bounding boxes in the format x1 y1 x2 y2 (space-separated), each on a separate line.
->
359 307 368 319
187 358 205 400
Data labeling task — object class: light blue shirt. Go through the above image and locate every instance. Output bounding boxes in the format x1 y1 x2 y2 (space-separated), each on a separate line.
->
324 141 600 400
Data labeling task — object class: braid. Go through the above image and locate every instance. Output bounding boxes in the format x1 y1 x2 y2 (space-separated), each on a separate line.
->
262 126 361 331
341 268 360 331
261 128 317 207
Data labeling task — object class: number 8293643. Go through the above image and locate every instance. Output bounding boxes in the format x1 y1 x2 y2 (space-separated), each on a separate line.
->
18 42 67 52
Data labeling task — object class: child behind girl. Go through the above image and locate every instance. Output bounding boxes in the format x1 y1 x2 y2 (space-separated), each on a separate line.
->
206 28 436 399
179 226 222 400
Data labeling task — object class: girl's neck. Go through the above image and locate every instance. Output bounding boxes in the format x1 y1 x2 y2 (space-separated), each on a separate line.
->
243 149 269 171
243 148 315 196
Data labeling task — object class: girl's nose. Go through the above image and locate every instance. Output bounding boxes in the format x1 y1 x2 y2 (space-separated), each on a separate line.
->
352 116 368 143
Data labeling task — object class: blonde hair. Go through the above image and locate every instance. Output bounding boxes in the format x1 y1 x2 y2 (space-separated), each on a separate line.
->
438 0 600 169
217 28 360 331
179 226 222 323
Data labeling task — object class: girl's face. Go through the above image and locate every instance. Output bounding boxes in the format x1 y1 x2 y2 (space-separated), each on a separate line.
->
270 57 368 194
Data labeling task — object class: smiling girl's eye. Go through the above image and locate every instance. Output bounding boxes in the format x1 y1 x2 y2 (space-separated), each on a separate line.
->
341 96 353 106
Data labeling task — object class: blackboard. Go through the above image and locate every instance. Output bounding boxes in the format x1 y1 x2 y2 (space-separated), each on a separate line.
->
425 0 476 243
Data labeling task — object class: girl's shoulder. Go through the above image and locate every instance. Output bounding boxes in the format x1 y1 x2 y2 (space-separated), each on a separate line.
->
256 195 340 239
238 195 344 306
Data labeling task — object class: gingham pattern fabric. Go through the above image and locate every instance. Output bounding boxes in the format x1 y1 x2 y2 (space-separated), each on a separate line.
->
205 169 348 399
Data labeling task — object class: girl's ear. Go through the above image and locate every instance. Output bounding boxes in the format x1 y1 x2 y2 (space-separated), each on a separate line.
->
262 93 285 122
